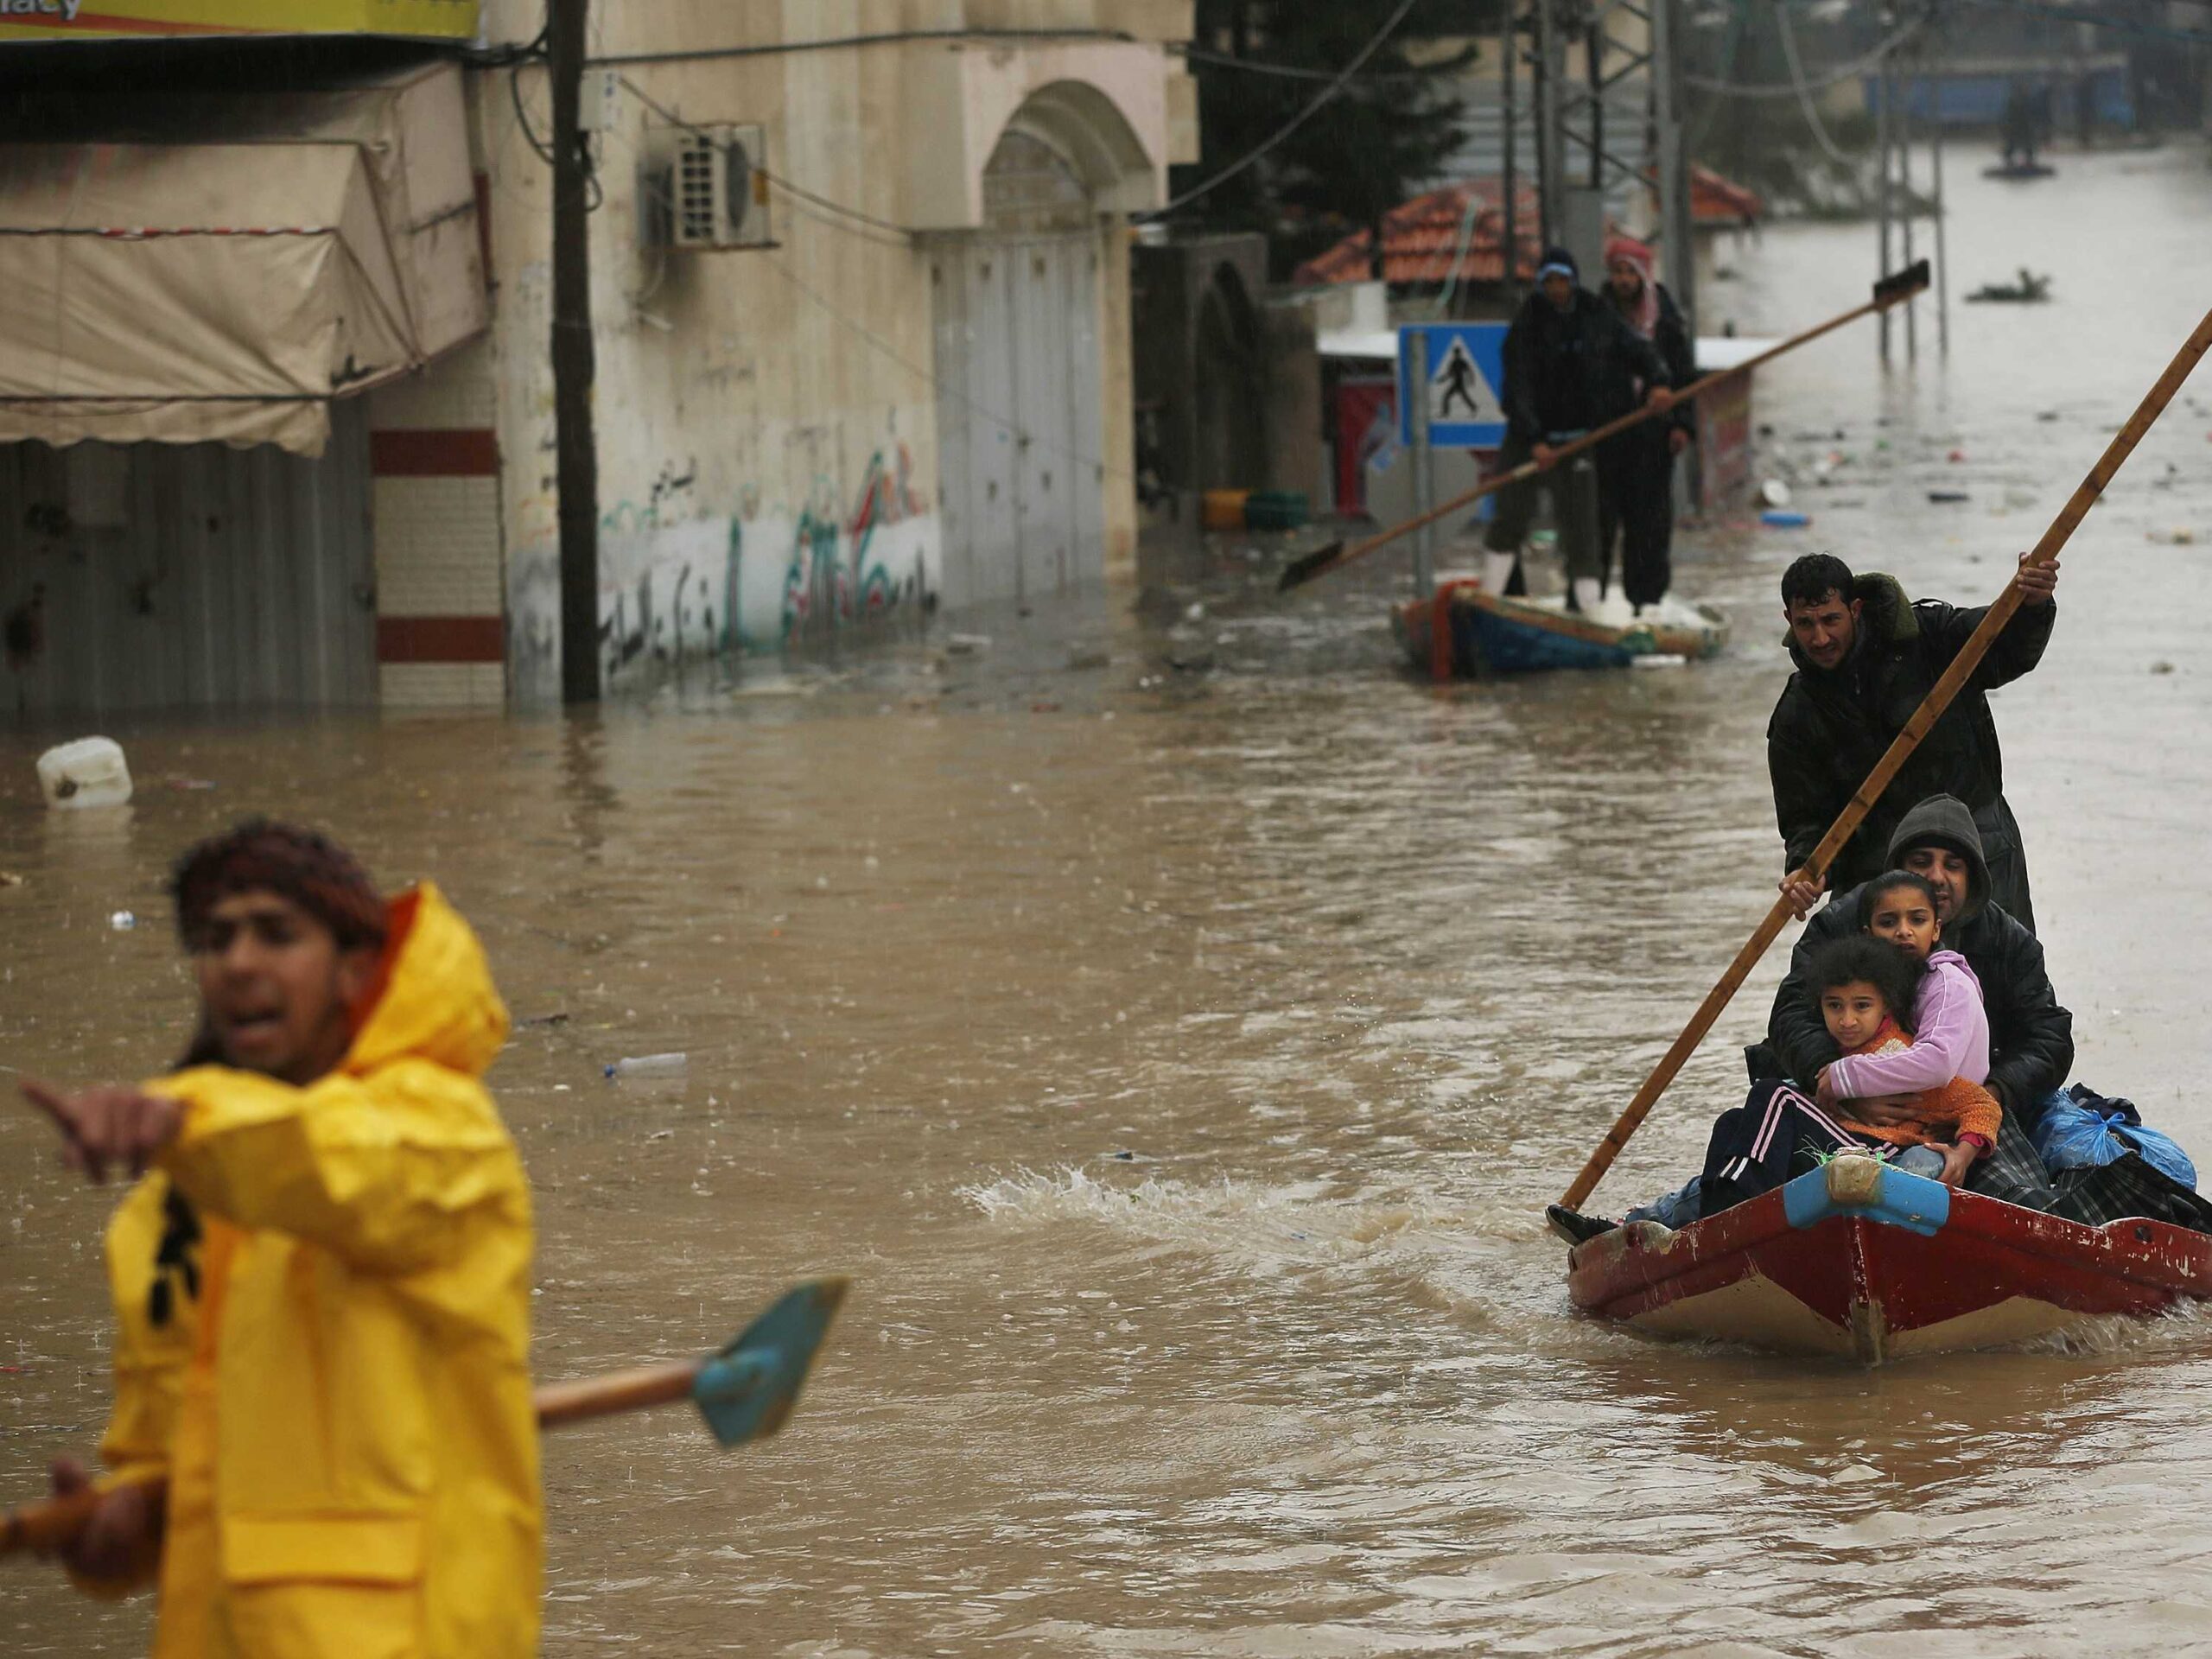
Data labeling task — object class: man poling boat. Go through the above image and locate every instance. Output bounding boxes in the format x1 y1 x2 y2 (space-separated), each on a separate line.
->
1274 260 1930 600
5 820 844 1655
1541 296 2212 1363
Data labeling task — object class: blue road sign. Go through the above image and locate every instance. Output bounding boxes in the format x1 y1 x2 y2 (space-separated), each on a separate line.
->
1398 322 1509 448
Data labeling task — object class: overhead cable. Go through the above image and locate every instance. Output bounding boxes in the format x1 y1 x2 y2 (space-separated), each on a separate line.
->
1684 13 1926 99
1144 0 1425 219
1776 1 1856 165
616 74 919 242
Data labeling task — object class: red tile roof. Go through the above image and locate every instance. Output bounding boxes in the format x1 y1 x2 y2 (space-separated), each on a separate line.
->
1691 164 1764 226
1292 181 1541 289
1291 168 1763 289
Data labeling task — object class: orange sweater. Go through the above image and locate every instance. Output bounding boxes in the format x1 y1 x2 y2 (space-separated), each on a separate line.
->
1838 1018 2003 1147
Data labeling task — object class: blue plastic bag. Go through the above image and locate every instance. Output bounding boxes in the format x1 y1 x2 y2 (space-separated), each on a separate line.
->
2033 1084 2198 1190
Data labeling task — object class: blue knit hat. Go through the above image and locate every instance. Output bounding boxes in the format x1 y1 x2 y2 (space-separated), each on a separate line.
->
1536 245 1579 283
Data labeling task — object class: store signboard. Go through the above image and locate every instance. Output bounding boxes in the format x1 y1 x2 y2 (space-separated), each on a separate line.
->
0 1 479 41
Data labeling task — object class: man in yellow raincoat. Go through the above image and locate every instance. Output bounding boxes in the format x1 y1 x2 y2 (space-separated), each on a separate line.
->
22 820 539 1657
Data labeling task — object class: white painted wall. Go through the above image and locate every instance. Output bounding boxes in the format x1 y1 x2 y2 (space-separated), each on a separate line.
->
472 2 1194 698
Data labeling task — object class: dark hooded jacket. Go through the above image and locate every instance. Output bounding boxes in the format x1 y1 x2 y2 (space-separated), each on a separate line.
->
1767 571 2055 915
1759 795 2074 1127
1499 284 1670 444
1599 282 1696 445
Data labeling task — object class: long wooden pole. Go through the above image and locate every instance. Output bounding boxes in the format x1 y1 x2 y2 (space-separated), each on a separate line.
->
1276 262 1928 594
1558 299 2212 1212
1 1354 715 1560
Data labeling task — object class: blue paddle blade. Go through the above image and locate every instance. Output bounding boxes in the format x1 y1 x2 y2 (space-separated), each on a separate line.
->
691 1276 849 1449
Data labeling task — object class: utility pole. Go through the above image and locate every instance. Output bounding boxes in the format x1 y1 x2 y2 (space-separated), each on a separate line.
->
1876 54 1894 366
1533 0 1561 247
1528 0 1671 283
550 0 601 703
1650 0 1694 340
1501 3 1518 305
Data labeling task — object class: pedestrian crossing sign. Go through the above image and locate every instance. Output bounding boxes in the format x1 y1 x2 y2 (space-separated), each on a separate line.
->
1398 322 1508 448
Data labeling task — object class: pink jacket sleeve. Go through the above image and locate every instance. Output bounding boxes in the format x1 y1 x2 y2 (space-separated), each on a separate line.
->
1826 964 1977 1098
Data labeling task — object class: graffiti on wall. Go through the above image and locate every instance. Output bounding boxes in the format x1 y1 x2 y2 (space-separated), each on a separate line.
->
780 443 929 644
507 437 939 698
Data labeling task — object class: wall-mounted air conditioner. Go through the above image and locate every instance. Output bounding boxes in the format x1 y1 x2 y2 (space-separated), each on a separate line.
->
642 123 772 251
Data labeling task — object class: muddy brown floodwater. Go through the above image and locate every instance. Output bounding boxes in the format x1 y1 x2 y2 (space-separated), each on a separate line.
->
9 147 2212 1656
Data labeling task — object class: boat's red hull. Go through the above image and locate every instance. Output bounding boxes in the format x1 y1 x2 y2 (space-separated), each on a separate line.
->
1567 1155 2212 1362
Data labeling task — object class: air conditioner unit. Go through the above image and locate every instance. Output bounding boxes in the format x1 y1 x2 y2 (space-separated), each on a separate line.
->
645 123 771 251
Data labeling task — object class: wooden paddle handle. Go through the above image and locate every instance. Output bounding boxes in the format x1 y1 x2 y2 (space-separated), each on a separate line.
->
533 1359 699 1428
0 1486 100 1560
3 1357 705 1560
1559 295 2212 1212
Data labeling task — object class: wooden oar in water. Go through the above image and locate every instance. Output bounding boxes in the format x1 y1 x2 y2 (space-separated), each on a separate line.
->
1275 260 1930 595
1557 297 2212 1214
0 1276 848 1560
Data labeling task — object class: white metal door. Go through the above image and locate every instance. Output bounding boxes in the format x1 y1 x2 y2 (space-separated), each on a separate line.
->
930 230 1101 613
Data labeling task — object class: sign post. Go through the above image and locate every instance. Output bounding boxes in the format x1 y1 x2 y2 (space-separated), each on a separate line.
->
1395 321 1510 599
1405 327 1433 599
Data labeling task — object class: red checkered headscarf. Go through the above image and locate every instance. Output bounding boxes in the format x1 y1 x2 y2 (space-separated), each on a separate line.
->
169 819 388 955
1605 234 1661 340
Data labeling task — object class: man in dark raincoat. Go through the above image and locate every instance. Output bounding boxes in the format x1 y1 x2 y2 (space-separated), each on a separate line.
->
1485 245 1674 613
1594 235 1695 614
1769 552 2057 933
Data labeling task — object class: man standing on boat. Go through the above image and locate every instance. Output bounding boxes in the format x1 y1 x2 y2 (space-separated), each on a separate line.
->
1485 245 1675 614
20 820 541 1657
1595 236 1695 616
1770 551 2058 932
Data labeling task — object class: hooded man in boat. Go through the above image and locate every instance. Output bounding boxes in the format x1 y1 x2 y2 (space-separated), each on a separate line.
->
18 820 541 1658
1770 551 2057 933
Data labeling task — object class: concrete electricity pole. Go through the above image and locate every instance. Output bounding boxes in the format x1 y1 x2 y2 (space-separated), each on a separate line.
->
549 0 601 703
1526 0 1686 313
1650 0 1695 341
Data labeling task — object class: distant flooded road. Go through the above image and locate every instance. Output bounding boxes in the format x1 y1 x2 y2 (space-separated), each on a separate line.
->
10 144 2212 1656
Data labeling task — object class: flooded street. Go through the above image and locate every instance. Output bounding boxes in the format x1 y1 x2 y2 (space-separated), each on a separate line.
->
10 144 2212 1655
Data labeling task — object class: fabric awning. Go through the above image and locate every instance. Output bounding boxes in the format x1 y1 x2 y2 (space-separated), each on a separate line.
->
0 143 413 453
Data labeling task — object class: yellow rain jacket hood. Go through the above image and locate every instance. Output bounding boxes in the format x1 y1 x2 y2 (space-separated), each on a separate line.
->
92 882 539 1658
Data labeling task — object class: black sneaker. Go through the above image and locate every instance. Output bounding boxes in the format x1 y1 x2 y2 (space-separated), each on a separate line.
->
1546 1204 1620 1246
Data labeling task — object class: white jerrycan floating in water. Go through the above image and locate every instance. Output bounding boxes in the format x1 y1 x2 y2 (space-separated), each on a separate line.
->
36 737 133 810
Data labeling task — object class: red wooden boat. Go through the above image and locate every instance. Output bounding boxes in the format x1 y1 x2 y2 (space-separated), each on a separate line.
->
1566 1154 2212 1363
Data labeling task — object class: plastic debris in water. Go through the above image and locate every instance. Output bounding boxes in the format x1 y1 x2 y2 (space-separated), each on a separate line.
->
110 911 137 930
605 1052 689 1080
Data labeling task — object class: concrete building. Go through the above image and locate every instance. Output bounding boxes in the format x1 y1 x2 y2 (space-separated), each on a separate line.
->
0 3 1197 715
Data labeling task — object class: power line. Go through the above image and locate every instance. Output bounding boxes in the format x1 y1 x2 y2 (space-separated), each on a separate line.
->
593 97 1119 478
1145 0 1425 219
616 74 920 242
1684 13 1928 99
759 250 1135 486
584 27 1130 68
1173 41 1437 86
1957 0 2212 45
1776 1 1855 164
